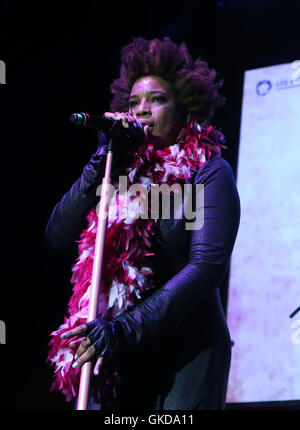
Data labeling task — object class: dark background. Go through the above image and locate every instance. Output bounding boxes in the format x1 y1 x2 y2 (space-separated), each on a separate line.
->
0 0 299 410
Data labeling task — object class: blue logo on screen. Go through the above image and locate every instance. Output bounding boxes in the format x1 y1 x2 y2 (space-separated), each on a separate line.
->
256 80 272 96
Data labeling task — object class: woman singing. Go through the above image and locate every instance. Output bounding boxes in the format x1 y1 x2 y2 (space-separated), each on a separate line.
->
46 36 240 410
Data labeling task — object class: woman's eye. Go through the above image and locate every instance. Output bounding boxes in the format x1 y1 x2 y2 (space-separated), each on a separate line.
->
128 95 167 108
152 96 167 103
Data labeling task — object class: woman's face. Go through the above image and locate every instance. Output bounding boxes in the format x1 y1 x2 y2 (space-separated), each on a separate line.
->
129 75 185 145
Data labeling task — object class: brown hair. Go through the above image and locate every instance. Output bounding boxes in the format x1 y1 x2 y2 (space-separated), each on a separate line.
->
110 37 226 126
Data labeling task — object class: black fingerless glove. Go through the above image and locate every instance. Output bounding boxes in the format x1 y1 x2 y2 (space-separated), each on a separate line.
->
84 288 180 364
85 318 129 361
84 287 183 363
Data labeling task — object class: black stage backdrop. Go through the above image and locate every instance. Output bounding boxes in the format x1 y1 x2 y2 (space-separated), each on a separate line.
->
1 0 299 410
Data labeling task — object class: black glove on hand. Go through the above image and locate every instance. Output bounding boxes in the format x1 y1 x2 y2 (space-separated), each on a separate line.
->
85 318 128 362
84 294 173 364
83 296 167 362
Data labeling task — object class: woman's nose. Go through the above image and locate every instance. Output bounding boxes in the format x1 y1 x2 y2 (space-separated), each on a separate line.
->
136 100 151 117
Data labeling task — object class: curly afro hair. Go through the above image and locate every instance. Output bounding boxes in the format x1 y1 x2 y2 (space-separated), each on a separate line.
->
110 37 226 126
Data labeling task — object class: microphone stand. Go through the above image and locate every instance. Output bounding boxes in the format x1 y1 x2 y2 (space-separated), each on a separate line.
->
76 137 114 410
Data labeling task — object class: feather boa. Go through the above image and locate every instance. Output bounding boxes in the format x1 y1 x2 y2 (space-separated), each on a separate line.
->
47 121 226 404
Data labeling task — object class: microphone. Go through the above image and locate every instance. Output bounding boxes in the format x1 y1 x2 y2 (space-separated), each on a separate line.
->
69 112 144 143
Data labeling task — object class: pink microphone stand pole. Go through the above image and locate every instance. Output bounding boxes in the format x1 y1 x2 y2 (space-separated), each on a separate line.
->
76 138 114 410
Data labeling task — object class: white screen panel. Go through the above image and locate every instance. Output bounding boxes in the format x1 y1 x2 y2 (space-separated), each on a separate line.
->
226 61 300 402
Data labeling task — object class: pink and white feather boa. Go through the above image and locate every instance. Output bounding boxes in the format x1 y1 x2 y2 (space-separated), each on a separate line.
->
47 121 225 402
